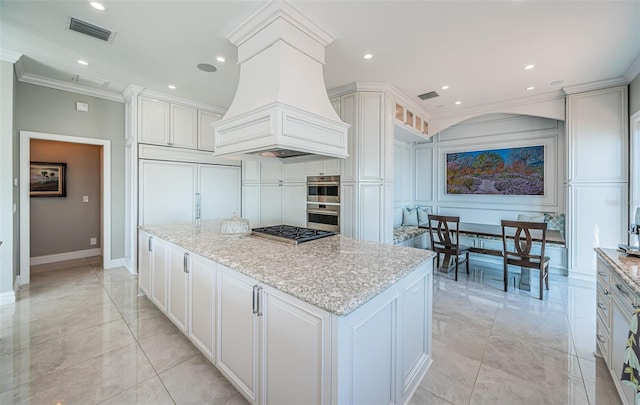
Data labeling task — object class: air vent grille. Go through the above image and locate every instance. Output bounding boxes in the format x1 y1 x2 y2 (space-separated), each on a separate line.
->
72 74 110 88
418 91 439 101
69 17 113 42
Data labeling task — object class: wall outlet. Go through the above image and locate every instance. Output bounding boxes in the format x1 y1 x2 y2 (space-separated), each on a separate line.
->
90 237 97 245
83 195 89 203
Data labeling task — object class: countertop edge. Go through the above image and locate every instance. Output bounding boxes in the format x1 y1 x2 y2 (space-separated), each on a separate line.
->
595 247 640 296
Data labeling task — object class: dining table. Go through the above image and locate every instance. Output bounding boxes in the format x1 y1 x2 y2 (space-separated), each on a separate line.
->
419 222 565 291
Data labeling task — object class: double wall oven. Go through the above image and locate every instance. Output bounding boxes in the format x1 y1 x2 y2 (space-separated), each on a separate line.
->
307 175 340 233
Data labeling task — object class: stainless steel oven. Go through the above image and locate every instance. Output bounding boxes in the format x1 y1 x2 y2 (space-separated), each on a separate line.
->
307 175 340 233
307 175 340 203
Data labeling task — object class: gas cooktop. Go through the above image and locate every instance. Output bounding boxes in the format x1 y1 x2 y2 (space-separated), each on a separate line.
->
251 225 335 245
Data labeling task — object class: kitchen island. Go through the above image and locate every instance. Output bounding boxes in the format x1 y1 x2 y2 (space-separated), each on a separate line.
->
595 248 640 405
138 221 435 405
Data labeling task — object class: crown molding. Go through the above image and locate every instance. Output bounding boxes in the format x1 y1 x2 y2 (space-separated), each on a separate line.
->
625 54 640 83
18 72 125 103
139 88 227 114
122 84 144 102
562 77 628 95
0 49 22 63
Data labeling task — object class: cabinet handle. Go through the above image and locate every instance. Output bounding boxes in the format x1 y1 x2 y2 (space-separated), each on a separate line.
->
596 334 606 343
257 286 263 317
195 193 201 220
597 271 606 277
597 302 607 310
148 236 153 252
603 289 610 295
252 285 259 314
183 252 190 273
616 283 630 298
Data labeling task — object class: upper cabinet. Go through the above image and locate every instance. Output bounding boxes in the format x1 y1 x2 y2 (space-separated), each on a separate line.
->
395 101 429 138
306 159 341 177
138 95 222 152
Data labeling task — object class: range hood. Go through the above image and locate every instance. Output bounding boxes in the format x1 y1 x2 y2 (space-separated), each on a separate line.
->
213 0 349 163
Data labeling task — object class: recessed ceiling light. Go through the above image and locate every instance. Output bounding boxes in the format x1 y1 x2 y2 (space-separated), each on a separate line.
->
526 86 535 91
363 53 373 60
441 85 449 90
89 1 106 11
216 56 226 63
197 63 217 73
168 85 176 90
77 60 89 66
550 80 564 86
455 101 462 105
524 64 535 70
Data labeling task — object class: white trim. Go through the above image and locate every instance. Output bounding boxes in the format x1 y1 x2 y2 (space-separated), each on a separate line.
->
30 248 102 266
107 257 128 270
139 89 227 114
0 290 16 305
20 131 113 285
562 77 628 95
624 54 640 83
0 49 22 63
17 72 125 103
13 275 20 294
567 271 596 282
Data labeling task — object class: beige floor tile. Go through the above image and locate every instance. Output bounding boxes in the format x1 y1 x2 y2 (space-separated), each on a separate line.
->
408 386 453 404
432 311 491 361
98 375 174 405
139 329 200 373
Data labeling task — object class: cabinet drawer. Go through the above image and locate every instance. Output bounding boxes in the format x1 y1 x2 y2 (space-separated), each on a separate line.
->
596 318 610 361
597 258 610 286
596 287 611 327
611 272 637 311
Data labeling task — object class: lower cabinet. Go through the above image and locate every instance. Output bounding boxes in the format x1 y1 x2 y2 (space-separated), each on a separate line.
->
189 253 216 359
168 244 189 333
150 236 169 313
138 231 152 296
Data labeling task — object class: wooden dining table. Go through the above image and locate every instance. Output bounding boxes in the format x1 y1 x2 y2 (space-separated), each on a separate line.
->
419 222 565 290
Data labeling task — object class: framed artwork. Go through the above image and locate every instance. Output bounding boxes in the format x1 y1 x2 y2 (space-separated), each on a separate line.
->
30 162 67 197
446 145 544 195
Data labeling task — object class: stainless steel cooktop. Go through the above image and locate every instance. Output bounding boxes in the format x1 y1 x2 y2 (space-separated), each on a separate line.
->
251 225 335 245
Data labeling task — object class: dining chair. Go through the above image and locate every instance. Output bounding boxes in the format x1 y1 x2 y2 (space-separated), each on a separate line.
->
427 214 470 281
501 220 549 300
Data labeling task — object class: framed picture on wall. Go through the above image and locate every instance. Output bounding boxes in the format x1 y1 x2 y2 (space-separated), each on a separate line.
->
30 162 67 197
445 145 544 195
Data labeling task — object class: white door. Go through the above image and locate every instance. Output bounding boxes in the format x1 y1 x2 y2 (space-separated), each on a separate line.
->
139 160 197 225
282 184 306 227
150 236 169 313
260 184 283 226
259 285 331 405
171 104 197 149
216 265 259 403
167 244 189 333
138 97 170 145
189 253 215 360
198 110 221 152
138 231 152 296
199 165 241 220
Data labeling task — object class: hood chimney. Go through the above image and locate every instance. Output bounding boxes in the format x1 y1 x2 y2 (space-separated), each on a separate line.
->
213 0 349 162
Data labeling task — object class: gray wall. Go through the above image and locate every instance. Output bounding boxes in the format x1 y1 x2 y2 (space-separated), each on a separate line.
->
30 140 101 257
630 72 640 117
15 82 125 259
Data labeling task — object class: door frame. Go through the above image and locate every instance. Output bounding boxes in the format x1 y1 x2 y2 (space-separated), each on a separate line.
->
19 131 112 284
631 109 640 241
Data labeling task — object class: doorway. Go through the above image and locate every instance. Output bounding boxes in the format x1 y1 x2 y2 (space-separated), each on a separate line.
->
19 131 112 285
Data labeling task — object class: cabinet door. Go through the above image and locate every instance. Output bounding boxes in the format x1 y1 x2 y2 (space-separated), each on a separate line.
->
151 237 169 312
260 161 283 184
323 159 341 175
611 295 636 405
216 265 259 403
189 253 215 360
243 161 261 184
259 285 331 405
199 165 241 220
341 182 357 238
282 184 306 227
306 161 323 177
282 162 307 183
198 110 221 152
171 104 198 149
359 92 385 182
138 231 152 296
167 244 189 333
139 160 197 225
359 182 383 242
260 184 283 226
243 184 261 228
138 97 170 145
340 93 357 182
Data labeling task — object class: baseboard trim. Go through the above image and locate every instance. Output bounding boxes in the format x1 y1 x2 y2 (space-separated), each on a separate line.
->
105 257 127 270
14 275 21 290
30 248 102 266
568 271 596 282
0 290 16 305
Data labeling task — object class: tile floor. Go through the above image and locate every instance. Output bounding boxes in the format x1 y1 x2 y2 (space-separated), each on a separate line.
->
0 257 623 404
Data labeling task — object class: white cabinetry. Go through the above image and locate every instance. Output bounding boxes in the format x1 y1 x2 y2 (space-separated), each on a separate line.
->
139 97 170 146
260 184 283 227
150 236 169 313
168 244 189 333
198 110 221 152
189 252 216 359
138 231 152 296
306 159 341 176
171 104 198 149
282 184 306 227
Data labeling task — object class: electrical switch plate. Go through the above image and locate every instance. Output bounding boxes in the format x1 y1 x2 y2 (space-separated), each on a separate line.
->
83 196 89 202
90 238 97 245
76 102 89 112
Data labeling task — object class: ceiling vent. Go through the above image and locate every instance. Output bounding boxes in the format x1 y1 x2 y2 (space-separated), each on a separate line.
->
418 91 439 101
72 74 110 88
69 17 114 42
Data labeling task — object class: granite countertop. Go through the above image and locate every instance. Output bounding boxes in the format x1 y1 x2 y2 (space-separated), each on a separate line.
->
595 247 640 295
140 221 436 316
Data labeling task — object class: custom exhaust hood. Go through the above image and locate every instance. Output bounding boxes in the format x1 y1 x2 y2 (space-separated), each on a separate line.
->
213 0 349 163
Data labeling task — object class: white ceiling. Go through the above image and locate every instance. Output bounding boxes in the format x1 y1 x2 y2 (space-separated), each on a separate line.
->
2 0 639 118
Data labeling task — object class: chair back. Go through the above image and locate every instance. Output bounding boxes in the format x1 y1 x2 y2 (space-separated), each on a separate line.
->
501 220 547 267
428 214 462 253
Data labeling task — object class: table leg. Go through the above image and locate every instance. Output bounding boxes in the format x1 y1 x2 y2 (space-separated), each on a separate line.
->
519 267 531 291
